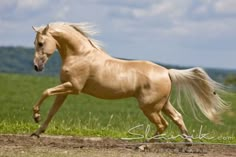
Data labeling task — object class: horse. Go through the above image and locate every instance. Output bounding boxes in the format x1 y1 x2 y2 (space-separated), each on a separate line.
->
31 22 228 143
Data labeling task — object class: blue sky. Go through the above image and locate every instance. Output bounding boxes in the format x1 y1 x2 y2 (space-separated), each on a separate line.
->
0 0 236 69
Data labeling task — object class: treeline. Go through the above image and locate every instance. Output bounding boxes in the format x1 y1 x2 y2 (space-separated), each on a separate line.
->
0 46 236 86
0 46 61 75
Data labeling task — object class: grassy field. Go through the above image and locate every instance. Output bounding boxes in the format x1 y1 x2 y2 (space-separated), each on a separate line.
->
0 73 235 144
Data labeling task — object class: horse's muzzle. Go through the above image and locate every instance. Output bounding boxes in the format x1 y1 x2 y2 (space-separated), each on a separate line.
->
34 64 44 72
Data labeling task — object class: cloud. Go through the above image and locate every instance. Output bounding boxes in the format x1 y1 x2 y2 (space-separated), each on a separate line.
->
16 0 47 10
1 0 236 42
0 0 47 12
0 0 235 69
53 5 70 20
214 0 236 14
112 0 189 20
131 1 188 18
109 0 236 38
0 0 15 10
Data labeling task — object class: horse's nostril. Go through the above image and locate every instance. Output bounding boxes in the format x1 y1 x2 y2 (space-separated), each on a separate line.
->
34 65 39 71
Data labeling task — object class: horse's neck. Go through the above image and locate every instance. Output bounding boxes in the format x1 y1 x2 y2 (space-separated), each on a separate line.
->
54 33 93 59
57 40 110 64
52 28 110 63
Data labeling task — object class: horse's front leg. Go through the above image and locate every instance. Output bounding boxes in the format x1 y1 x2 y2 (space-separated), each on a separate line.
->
31 94 68 137
32 82 73 123
31 82 74 137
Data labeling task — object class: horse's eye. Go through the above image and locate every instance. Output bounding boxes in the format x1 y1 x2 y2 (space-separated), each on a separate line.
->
38 42 43 47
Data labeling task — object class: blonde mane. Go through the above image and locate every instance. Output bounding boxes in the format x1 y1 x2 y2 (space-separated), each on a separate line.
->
48 22 103 50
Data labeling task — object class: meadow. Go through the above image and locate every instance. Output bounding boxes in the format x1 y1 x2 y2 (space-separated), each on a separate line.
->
0 73 235 144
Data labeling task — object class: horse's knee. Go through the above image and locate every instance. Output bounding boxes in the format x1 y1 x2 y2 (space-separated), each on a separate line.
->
43 89 51 97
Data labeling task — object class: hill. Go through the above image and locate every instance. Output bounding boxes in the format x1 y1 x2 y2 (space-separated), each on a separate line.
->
0 46 61 76
0 46 235 83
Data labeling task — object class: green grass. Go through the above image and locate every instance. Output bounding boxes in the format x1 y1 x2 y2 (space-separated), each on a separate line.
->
0 73 235 144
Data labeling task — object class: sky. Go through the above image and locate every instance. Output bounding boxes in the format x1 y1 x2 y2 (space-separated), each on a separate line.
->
0 0 236 69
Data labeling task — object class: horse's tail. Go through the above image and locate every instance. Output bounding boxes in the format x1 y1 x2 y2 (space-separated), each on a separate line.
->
168 67 229 123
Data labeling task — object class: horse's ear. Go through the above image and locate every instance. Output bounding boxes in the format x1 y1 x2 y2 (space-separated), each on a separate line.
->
32 26 40 33
42 24 50 34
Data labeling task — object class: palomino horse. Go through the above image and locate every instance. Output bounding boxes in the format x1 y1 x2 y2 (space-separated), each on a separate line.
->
31 22 227 143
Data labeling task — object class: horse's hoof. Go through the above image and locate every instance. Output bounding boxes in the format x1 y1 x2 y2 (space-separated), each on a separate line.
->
34 117 40 123
185 142 193 146
185 138 193 146
30 133 40 138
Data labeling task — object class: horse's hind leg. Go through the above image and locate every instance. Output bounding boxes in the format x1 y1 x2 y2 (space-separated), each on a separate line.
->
140 103 168 139
163 101 192 143
159 113 168 134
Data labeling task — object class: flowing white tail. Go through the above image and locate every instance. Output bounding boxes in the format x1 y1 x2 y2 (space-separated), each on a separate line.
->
169 67 228 123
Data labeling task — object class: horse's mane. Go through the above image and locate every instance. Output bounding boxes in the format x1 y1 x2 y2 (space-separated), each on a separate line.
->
49 22 103 50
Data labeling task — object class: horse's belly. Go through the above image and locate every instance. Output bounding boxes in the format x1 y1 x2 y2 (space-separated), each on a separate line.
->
81 80 135 99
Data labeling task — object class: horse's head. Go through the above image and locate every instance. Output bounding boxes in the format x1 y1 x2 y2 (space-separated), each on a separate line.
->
32 25 57 72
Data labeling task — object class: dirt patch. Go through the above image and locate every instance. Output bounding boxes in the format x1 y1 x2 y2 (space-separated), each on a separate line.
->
0 134 235 157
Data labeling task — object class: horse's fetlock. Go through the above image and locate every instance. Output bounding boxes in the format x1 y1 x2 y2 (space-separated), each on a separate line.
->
33 113 41 123
173 115 181 122
34 113 40 117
